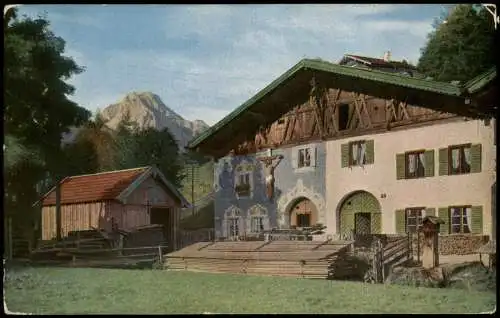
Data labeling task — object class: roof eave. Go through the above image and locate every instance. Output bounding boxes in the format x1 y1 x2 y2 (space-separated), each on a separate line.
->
187 59 308 149
463 67 497 95
187 58 466 151
116 166 191 208
32 177 71 208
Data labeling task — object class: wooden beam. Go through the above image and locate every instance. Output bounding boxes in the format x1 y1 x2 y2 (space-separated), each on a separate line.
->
310 94 325 138
386 99 398 123
286 106 300 141
279 117 291 145
358 94 373 128
308 109 316 137
351 93 365 128
327 88 341 134
398 98 411 121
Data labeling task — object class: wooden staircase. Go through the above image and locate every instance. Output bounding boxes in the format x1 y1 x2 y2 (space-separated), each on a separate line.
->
362 235 411 283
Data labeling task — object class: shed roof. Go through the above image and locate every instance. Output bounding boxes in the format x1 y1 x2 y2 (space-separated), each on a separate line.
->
38 166 190 208
187 59 496 156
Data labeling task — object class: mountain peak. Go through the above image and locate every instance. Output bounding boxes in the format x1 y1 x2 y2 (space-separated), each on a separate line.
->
100 92 210 150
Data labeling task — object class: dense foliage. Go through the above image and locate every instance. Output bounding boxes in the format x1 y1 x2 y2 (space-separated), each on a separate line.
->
3 8 188 242
418 4 496 82
4 8 91 238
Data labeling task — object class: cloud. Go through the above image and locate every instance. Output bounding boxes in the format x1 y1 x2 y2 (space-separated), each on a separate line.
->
364 20 433 39
32 5 439 126
49 12 103 28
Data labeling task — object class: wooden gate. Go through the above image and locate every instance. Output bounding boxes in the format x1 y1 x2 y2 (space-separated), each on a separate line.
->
339 191 381 238
355 213 371 235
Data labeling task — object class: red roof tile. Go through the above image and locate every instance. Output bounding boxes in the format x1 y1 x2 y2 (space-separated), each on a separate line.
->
41 167 149 206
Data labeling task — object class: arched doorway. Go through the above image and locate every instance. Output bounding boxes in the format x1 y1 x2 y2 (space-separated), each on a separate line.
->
338 191 381 237
289 197 318 228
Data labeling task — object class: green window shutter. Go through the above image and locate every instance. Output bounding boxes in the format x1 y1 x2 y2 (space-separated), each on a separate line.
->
438 148 449 176
425 208 436 217
365 140 374 164
470 206 483 234
424 150 435 177
470 144 482 173
341 143 349 168
395 209 406 234
396 153 405 180
438 207 449 235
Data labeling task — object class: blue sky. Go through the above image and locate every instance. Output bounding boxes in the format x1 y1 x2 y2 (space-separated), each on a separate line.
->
17 4 451 126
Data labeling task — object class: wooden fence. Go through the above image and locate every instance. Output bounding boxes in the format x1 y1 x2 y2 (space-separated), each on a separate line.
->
30 244 169 269
364 233 412 283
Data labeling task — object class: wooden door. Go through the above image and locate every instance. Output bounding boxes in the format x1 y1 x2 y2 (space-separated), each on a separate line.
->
150 208 172 250
355 213 371 235
290 198 317 228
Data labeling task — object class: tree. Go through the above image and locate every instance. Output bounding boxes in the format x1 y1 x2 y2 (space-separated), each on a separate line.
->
75 111 117 172
4 8 91 239
113 119 185 188
61 137 100 177
418 4 496 82
3 135 44 172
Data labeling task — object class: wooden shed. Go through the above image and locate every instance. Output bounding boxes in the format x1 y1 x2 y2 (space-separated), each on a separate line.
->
36 166 190 250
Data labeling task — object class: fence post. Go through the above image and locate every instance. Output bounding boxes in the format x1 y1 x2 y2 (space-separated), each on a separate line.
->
407 232 411 260
158 245 163 265
417 232 421 264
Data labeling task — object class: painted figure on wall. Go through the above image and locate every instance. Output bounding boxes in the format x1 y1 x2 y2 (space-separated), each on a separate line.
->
218 161 233 191
258 154 284 200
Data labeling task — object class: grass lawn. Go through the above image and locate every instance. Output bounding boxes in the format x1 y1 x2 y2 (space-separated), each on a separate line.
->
4 267 496 314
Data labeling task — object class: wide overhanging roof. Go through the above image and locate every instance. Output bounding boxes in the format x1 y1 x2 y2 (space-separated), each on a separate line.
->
188 59 496 155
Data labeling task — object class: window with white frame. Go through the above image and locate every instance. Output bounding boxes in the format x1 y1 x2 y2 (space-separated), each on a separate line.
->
228 218 239 237
248 204 269 233
293 145 317 171
225 206 243 239
449 145 471 175
349 140 367 166
450 206 471 234
251 217 264 233
405 151 426 179
405 208 425 233
298 148 311 168
234 161 254 197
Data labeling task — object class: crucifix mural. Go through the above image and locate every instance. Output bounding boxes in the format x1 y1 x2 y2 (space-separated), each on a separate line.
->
258 152 284 201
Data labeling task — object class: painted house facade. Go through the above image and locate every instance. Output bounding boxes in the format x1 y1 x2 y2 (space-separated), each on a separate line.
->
37 166 189 250
188 59 496 247
214 143 327 239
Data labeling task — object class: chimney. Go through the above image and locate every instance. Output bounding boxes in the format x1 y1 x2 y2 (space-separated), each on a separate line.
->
383 50 391 62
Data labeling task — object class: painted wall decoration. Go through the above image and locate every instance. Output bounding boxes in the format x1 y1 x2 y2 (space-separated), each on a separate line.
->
223 205 243 239
277 179 326 228
213 143 327 238
234 159 256 199
247 204 270 233
258 155 284 201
